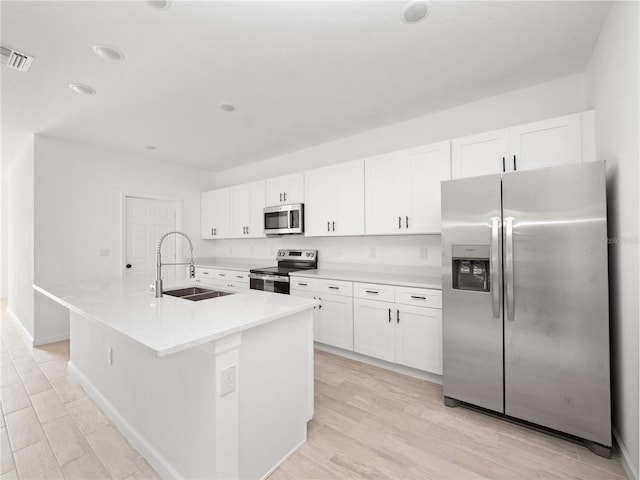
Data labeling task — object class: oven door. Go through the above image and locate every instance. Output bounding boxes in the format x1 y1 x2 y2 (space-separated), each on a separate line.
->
264 204 304 235
249 273 290 294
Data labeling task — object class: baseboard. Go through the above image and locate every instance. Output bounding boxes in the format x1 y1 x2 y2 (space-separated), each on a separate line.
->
67 361 182 480
314 343 443 385
5 306 35 345
614 427 639 480
259 433 307 480
33 332 70 347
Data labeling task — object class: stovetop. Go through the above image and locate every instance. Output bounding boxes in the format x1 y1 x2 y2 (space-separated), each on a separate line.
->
249 265 316 276
250 249 318 276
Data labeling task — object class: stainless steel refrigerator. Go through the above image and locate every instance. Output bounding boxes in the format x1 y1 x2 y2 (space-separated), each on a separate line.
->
441 160 611 456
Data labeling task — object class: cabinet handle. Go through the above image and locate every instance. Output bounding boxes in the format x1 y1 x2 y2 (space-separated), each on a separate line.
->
388 308 391 323
332 221 335 231
298 282 308 286
327 221 330 232
513 155 517 171
328 286 339 290
211 228 214 236
236 275 243 279
202 271 209 275
366 290 379 294
502 156 506 172
318 298 322 309
243 226 246 234
280 192 283 202
406 216 409 229
411 295 426 300
284 192 287 201
219 273 226 277
246 226 249 234
397 309 400 324
398 216 402 229
214 228 217 236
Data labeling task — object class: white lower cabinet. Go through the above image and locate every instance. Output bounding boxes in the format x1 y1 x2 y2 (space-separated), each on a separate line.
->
353 283 442 375
194 267 249 290
291 279 353 351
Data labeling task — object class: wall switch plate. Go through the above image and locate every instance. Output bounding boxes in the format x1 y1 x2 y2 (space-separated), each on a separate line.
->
220 365 236 397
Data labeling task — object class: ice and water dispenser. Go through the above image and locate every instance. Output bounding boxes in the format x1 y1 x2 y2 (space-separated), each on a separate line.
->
451 245 491 292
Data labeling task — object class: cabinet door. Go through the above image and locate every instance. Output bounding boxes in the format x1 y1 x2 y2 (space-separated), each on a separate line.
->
316 294 353 351
353 298 394 362
395 304 442 374
404 141 451 234
451 129 509 179
508 113 581 172
265 172 304 205
201 188 230 239
304 166 335 237
364 152 403 235
230 184 251 238
246 181 266 238
333 159 365 236
289 289 320 335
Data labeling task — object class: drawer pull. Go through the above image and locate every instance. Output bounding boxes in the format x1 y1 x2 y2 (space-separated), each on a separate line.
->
218 273 226 277
298 282 308 286
366 290 379 294
202 271 209 275
236 275 243 279
328 286 339 290
411 295 426 300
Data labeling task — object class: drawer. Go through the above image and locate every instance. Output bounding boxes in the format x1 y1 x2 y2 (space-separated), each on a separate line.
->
395 286 442 309
194 267 215 279
314 279 353 296
214 278 249 290
214 269 249 284
353 282 395 302
290 278 316 291
194 277 215 286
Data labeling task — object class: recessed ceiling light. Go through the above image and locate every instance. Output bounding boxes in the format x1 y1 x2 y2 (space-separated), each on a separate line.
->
148 0 170 10
69 83 96 95
93 45 124 61
401 0 432 24
219 103 236 112
144 145 157 150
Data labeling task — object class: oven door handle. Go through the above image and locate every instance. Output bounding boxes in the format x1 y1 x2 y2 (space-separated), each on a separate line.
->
249 273 290 283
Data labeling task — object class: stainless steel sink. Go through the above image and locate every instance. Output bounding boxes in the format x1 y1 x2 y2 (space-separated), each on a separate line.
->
163 287 234 301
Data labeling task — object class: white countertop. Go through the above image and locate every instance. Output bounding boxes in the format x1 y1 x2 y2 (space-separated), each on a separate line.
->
34 279 318 358
290 266 442 290
192 257 272 271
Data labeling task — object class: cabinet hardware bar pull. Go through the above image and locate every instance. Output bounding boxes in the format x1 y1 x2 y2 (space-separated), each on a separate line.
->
513 155 517 171
219 273 225 277
328 286 339 290
396 309 400 323
388 308 391 322
279 192 283 202
327 221 330 232
406 216 409 228
236 276 243 279
202 271 209 275
410 295 426 300
366 290 379 294
284 192 287 201
214 228 217 235
246 226 249 234
332 221 335 231
211 228 214 236
318 298 322 309
502 156 506 172
398 216 402 229
298 283 308 286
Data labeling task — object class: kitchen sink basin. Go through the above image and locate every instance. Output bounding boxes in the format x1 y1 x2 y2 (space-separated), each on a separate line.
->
163 287 234 301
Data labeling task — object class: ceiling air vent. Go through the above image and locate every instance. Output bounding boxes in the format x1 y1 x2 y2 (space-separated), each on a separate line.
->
1 45 34 72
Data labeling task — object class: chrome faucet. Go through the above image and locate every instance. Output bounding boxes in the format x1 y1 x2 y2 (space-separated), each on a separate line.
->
155 231 195 298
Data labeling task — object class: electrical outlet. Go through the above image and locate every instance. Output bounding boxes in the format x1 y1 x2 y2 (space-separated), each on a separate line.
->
107 346 113 365
369 247 376 259
220 365 236 397
419 247 428 259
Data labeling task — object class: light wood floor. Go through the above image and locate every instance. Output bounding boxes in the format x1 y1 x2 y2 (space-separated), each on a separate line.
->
1 305 627 480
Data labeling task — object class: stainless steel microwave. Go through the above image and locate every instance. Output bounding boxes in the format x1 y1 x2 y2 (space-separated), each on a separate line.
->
264 204 304 235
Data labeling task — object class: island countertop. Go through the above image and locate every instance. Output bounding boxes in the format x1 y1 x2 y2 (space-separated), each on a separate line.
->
34 279 319 358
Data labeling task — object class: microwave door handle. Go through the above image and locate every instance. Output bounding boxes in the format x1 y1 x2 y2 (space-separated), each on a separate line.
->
491 217 500 319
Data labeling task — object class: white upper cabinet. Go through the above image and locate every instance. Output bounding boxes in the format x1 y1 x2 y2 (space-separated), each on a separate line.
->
452 111 594 179
230 180 266 238
365 141 451 235
265 172 304 206
201 188 230 239
451 129 509 179
304 159 365 237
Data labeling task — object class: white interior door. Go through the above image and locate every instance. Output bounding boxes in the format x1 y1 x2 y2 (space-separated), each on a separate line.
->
125 196 178 291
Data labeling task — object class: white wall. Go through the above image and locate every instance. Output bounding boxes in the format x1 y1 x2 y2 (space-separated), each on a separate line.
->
6 138 35 339
213 73 589 269
29 135 217 345
585 2 639 477
1 183 8 298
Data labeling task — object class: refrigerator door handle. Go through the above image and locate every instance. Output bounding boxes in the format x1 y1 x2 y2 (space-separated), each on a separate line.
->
505 216 515 321
491 217 500 318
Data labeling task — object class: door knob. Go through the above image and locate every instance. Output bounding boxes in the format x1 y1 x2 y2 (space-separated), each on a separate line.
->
126 264 132 269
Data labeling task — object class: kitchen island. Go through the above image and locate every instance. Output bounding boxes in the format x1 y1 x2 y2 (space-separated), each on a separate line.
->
34 280 319 480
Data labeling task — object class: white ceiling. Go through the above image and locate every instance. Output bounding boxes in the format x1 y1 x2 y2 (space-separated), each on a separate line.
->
1 1 610 173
